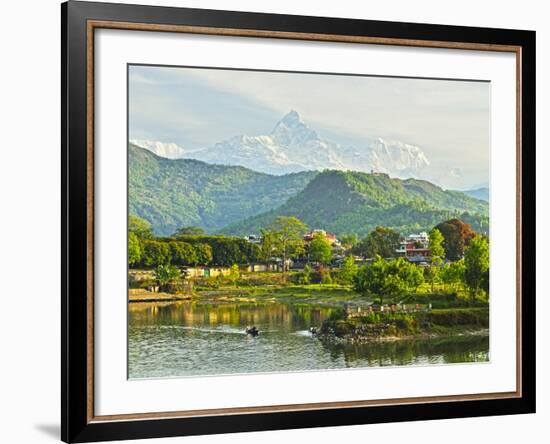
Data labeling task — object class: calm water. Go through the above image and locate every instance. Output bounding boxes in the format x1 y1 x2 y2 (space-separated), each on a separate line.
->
128 301 489 379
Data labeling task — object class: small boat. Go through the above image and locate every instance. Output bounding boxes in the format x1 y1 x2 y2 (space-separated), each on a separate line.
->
309 327 318 335
245 326 259 336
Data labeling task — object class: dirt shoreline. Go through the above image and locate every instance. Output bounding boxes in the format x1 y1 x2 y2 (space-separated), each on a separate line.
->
128 290 192 303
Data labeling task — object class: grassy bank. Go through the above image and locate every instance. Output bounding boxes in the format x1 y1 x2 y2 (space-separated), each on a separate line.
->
318 308 489 343
193 284 365 308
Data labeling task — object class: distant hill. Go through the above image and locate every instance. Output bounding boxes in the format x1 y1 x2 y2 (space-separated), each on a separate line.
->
223 170 489 237
462 187 489 202
129 143 317 235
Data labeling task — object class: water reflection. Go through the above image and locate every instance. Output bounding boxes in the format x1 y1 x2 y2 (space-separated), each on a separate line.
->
128 301 489 379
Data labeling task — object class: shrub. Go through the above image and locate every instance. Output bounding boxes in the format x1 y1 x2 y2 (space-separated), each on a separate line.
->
320 267 333 285
426 308 489 327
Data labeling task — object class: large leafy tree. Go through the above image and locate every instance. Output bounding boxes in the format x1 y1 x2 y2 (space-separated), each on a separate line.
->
353 226 400 258
267 216 308 272
128 232 141 267
440 259 466 292
435 219 475 260
129 214 154 239
308 233 332 264
428 228 445 264
168 241 197 266
193 243 213 266
141 240 170 268
464 235 489 300
338 254 358 285
426 228 445 291
259 229 277 264
182 236 259 266
354 256 423 305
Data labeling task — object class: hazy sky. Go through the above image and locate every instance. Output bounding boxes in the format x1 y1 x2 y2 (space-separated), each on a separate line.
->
129 65 490 189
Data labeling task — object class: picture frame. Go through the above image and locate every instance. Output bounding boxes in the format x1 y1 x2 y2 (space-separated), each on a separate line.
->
61 1 536 442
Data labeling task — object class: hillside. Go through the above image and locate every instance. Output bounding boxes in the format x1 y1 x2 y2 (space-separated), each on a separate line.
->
129 143 317 235
222 170 489 237
462 187 489 202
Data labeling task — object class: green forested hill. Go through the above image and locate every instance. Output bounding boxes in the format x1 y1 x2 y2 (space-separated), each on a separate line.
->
129 143 317 235
222 170 489 237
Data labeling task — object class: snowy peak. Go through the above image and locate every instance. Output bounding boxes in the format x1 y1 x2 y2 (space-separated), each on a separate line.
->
134 112 432 180
270 110 318 146
368 138 431 172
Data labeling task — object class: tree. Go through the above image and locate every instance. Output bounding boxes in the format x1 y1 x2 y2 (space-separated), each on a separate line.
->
425 228 445 292
354 257 423 305
354 257 397 305
353 226 400 258
259 229 277 264
128 232 141 267
464 235 489 300
168 241 196 266
129 214 153 239
428 228 445 264
308 233 332 264
182 236 259 266
141 240 170 268
338 254 358 285
435 219 475 260
400 260 424 292
268 216 308 272
424 265 441 293
173 226 205 237
193 243 213 266
153 264 181 293
440 259 466 292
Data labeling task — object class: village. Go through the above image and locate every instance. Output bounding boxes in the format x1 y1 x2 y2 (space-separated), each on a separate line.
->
172 228 433 279
128 214 489 328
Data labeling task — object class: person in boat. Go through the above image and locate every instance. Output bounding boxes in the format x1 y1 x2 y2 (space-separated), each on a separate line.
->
245 326 259 336
309 327 317 335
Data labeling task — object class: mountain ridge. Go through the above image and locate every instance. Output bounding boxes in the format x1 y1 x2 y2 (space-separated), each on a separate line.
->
132 110 432 179
222 170 489 237
128 143 317 236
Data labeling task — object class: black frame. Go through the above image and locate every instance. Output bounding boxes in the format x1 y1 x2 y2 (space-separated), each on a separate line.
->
62 1 536 442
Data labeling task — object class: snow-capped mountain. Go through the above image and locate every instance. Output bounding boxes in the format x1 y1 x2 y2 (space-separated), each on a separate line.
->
130 139 190 159
132 111 431 178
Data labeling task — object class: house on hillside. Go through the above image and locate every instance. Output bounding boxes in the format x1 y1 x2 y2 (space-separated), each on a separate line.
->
396 231 431 263
303 229 340 246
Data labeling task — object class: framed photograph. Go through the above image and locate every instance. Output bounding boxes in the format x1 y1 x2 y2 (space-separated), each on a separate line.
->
61 1 535 442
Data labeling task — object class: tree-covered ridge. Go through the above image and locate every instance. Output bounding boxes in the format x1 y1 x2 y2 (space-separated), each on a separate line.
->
129 143 317 235
223 170 489 237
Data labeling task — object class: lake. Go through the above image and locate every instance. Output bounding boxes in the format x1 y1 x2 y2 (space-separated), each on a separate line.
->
128 301 489 379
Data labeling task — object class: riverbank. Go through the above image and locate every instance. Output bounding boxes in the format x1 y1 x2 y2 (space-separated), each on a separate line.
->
316 308 489 343
128 289 192 303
